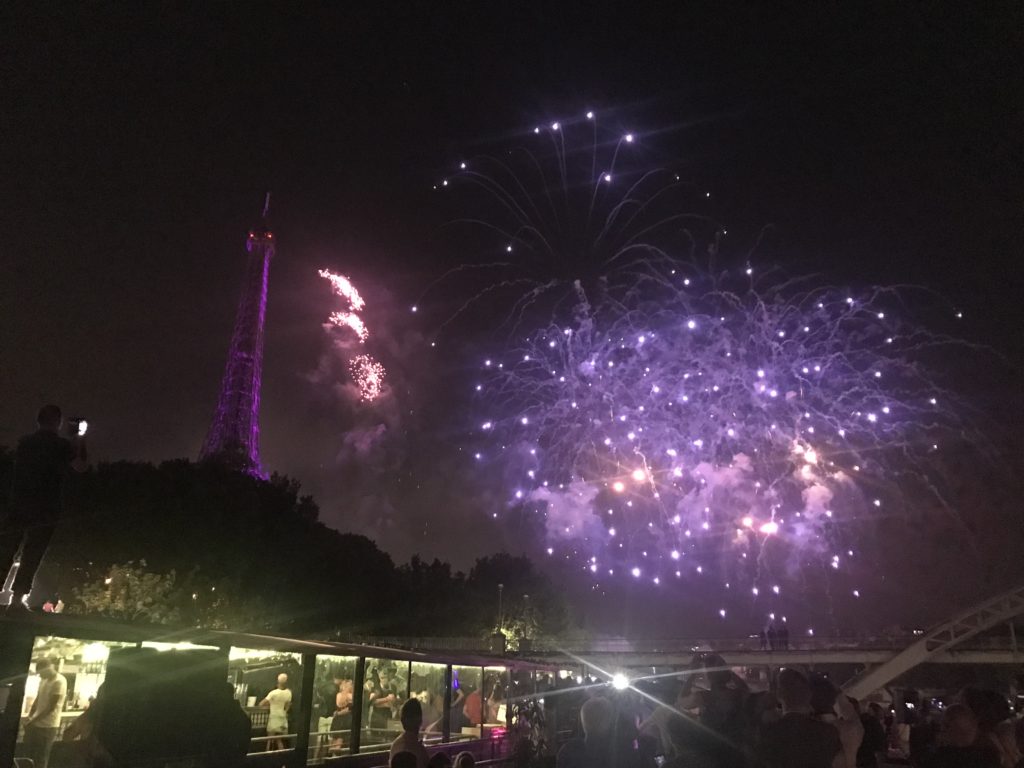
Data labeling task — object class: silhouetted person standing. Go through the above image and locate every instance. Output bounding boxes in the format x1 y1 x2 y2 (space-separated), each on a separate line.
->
759 668 842 768
1 405 86 610
24 658 68 768
389 698 430 768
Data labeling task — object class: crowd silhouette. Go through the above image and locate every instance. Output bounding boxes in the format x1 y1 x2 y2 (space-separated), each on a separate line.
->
543 656 1022 768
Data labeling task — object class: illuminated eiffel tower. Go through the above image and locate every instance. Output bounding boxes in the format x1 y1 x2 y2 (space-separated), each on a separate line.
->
199 194 275 477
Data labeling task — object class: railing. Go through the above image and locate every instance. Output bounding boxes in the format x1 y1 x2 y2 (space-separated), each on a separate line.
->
344 636 498 652
347 634 1022 655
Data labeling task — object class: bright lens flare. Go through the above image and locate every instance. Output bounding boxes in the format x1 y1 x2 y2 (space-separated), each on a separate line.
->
611 673 629 690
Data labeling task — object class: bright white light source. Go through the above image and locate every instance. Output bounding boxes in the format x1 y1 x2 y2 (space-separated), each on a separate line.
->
624 133 634 143
586 111 594 119
611 673 629 690
760 521 779 535
612 481 625 493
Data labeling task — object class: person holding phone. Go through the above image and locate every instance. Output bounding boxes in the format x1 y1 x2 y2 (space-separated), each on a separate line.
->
0 405 87 611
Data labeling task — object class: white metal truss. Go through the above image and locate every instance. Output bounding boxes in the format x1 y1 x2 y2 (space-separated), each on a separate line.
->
844 583 1024 699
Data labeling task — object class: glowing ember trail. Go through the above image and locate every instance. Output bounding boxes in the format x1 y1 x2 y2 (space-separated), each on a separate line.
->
319 269 386 401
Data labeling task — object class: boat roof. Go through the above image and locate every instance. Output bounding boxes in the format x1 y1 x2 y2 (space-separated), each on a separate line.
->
0 613 554 670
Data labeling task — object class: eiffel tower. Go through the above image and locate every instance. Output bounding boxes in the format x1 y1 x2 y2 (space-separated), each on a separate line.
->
199 194 275 476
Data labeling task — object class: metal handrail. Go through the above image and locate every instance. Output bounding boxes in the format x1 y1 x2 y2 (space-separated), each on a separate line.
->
347 634 1024 655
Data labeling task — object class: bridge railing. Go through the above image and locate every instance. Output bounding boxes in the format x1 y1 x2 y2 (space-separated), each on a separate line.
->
345 634 1021 655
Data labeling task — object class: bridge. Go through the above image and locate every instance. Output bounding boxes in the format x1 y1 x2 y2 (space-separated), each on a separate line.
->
355 582 1024 696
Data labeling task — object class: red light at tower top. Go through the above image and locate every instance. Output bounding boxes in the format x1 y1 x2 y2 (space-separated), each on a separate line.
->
200 193 274 477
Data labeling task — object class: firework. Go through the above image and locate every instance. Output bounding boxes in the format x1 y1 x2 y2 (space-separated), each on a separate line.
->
319 269 386 401
319 270 366 311
472 270 974 613
349 354 386 402
425 112 699 331
430 114 984 620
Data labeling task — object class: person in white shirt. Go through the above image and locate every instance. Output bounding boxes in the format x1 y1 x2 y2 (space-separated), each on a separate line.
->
260 673 293 752
389 698 430 768
24 658 67 768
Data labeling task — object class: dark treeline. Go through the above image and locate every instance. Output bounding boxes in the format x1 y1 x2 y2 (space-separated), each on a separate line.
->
0 449 568 639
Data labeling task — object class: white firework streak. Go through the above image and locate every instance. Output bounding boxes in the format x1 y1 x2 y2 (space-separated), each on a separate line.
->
319 269 386 401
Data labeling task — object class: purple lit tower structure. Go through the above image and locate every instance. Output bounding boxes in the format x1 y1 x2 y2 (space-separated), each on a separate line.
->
200 195 275 477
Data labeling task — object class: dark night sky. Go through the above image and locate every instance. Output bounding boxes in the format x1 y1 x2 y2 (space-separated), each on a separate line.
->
2 3 1022 627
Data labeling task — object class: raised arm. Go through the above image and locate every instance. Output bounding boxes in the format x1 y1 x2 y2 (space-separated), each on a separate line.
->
70 436 88 473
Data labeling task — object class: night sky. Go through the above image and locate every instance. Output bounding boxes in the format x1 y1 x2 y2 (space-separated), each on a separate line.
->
3 3 1022 627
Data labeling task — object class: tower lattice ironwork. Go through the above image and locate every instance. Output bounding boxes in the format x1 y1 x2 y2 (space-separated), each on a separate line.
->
199 195 275 476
